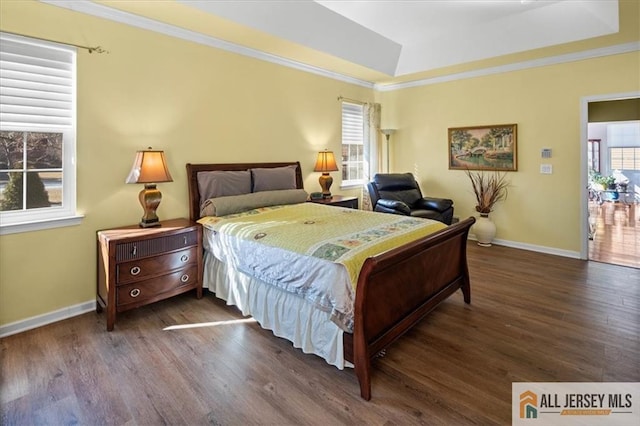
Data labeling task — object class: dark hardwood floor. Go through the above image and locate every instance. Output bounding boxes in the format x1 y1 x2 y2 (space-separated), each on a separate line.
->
2 243 639 425
589 200 640 268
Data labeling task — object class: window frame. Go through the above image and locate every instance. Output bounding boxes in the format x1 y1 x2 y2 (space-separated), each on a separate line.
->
609 146 640 171
587 139 600 173
0 32 82 235
341 101 365 187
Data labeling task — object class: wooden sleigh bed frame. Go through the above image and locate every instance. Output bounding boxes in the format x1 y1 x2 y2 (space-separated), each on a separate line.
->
186 161 475 400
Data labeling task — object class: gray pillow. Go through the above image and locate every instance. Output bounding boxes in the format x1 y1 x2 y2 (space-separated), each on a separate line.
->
200 189 309 217
251 165 297 192
197 170 251 206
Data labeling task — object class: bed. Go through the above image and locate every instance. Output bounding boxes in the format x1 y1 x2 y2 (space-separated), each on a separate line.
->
186 161 475 400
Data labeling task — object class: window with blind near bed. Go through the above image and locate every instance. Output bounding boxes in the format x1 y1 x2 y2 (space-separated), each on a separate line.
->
0 33 80 235
341 102 365 186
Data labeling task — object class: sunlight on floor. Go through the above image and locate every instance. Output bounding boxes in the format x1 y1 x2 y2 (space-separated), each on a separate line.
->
588 200 640 269
163 318 257 331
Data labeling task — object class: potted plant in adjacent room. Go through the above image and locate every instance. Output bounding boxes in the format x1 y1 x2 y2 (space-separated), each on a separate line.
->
590 172 616 191
465 168 510 246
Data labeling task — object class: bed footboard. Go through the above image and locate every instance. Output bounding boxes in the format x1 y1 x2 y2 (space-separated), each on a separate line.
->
344 217 475 400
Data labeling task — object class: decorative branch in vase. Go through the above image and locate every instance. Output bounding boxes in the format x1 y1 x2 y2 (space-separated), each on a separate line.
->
465 168 510 246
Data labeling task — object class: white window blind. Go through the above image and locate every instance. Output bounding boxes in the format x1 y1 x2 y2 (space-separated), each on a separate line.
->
342 102 364 145
0 32 80 234
1 35 74 127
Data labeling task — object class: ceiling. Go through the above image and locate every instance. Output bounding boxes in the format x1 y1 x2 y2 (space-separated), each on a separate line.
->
174 0 619 77
43 0 621 84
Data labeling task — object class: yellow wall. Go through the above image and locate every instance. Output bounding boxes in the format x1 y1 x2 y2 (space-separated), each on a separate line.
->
0 1 371 326
379 52 639 250
1 0 639 328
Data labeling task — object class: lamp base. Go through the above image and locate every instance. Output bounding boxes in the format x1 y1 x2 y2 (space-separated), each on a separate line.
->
138 184 162 228
318 173 333 198
139 218 160 228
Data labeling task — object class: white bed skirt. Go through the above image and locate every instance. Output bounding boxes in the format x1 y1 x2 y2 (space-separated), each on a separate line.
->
203 250 350 369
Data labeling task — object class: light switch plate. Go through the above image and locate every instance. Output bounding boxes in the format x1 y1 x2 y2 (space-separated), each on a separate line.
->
540 164 553 174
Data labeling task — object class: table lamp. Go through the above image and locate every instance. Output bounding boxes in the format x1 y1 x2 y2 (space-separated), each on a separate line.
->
126 147 173 227
313 149 339 198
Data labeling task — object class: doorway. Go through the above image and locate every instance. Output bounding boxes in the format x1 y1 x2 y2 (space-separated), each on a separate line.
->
581 94 640 269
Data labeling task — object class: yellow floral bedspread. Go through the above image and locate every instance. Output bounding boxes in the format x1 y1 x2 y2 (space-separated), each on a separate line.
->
199 202 446 332
199 203 445 287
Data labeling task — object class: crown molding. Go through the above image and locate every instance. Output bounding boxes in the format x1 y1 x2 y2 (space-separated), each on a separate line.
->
375 41 640 92
40 1 638 92
40 0 375 89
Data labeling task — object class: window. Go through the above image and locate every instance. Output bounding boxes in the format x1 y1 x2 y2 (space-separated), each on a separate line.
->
607 121 640 172
587 139 600 173
341 102 364 186
0 33 80 234
610 147 640 171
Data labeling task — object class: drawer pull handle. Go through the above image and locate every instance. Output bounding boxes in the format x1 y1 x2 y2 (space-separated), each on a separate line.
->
132 245 137 256
130 288 141 298
180 254 189 262
130 266 141 275
180 274 189 283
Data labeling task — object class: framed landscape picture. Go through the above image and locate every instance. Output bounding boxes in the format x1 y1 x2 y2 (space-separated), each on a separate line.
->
448 124 517 171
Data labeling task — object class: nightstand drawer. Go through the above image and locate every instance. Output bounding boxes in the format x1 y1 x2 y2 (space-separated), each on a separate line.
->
115 231 198 262
116 265 199 308
117 247 198 285
308 195 358 209
329 198 358 209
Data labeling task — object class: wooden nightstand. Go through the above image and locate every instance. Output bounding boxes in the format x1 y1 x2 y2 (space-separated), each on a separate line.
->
309 194 359 209
96 218 203 331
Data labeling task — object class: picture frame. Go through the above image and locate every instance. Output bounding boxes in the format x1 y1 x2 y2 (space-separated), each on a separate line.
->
448 124 517 171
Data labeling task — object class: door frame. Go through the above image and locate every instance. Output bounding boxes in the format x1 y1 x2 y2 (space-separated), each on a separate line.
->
579 90 640 259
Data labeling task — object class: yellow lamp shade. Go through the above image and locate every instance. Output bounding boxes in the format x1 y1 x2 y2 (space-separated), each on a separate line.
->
126 149 173 184
126 148 173 228
313 150 339 173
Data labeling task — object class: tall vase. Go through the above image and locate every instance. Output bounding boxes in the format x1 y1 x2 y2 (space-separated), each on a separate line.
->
474 213 496 247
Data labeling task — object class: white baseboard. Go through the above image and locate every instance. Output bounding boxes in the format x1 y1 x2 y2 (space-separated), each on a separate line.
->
0 300 96 338
468 234 582 259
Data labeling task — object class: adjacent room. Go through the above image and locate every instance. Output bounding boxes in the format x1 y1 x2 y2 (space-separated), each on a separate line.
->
587 106 640 268
1 1 639 424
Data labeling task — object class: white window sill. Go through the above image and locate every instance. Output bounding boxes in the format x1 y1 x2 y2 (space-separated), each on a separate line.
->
0 214 85 235
340 182 364 190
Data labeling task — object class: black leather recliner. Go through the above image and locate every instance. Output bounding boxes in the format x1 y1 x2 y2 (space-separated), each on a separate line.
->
367 173 454 225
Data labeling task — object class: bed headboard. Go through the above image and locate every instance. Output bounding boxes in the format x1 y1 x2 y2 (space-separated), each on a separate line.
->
186 161 304 222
